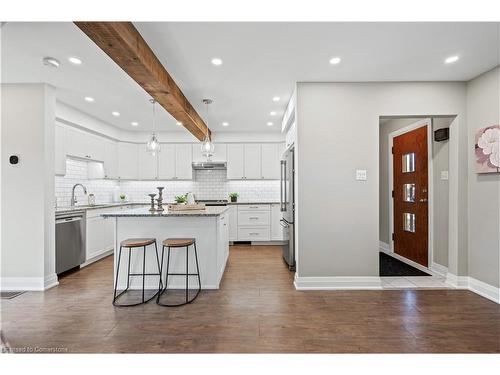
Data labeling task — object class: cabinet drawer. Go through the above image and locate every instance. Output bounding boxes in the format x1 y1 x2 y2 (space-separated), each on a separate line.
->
238 211 270 226
237 226 270 241
237 204 270 212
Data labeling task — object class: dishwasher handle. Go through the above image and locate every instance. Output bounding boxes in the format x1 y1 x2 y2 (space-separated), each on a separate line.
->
56 216 83 224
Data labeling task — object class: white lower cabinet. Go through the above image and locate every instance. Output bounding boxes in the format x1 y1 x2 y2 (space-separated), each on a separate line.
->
228 205 238 241
85 210 114 263
270 203 284 240
217 213 230 278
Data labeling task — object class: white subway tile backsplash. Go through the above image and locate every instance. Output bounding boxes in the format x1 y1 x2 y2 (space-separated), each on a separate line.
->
55 160 280 206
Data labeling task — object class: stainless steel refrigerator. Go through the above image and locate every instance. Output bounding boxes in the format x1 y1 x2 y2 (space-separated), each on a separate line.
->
280 146 295 270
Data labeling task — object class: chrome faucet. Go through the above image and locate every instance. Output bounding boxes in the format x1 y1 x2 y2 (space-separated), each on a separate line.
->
71 184 88 206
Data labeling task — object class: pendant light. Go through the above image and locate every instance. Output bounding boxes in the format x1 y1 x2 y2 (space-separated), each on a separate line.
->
201 98 215 160
146 98 161 156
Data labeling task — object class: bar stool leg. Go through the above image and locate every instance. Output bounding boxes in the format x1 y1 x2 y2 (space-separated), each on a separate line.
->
185 245 189 303
165 246 171 293
193 241 201 291
158 245 165 297
142 245 146 303
126 247 132 289
113 245 123 303
154 241 163 291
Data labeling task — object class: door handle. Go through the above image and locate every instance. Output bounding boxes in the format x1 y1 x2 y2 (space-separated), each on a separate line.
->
419 198 428 202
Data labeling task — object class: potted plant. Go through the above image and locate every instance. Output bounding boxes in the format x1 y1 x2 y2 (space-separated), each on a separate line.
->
229 192 239 203
119 193 127 203
174 194 187 204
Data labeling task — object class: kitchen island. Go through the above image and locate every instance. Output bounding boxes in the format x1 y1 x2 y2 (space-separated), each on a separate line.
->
102 206 229 290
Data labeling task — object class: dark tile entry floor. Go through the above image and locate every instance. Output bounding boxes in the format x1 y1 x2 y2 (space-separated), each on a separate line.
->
379 252 430 276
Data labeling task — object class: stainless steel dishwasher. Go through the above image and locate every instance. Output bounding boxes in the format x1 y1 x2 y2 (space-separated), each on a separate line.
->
55 211 86 274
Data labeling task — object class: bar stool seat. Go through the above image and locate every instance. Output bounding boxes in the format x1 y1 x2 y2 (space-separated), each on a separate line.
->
113 237 162 307
157 238 201 307
121 238 156 247
162 238 195 247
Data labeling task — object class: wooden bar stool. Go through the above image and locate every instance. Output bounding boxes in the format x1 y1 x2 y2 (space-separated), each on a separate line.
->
156 238 201 306
113 238 162 307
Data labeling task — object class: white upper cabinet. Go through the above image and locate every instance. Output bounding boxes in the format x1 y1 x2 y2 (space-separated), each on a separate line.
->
261 143 281 179
192 142 227 162
65 126 105 161
244 144 262 179
117 143 139 180
175 144 193 179
138 146 159 180
227 144 245 179
55 123 66 176
103 140 118 179
158 144 176 179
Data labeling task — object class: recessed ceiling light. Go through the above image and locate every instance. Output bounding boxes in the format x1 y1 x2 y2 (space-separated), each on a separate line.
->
176 121 183 126
211 57 223 66
445 55 459 64
329 57 341 65
272 96 280 102
42 57 60 68
131 122 139 127
267 122 274 126
68 57 82 65
222 122 229 127
270 111 277 116
84 96 94 102
111 111 120 117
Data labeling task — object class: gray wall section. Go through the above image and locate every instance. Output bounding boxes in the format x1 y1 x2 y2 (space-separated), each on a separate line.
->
467 67 500 288
296 81 469 278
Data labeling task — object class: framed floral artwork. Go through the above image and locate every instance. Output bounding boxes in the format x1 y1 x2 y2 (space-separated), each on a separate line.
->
475 125 500 173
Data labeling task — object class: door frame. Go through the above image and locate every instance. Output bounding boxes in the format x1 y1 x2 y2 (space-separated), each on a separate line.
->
388 118 433 269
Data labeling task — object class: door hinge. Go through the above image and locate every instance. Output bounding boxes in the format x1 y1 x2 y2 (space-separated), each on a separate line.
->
392 233 395 241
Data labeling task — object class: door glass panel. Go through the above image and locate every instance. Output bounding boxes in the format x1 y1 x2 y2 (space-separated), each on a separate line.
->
403 183 416 202
402 153 416 173
403 213 416 233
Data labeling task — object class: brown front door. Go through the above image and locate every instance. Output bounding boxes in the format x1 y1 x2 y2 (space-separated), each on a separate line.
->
392 124 428 267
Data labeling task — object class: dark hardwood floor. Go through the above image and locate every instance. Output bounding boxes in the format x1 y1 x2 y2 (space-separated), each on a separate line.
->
1 245 499 353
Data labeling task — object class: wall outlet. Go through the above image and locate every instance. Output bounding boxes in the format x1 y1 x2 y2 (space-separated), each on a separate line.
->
356 169 367 181
440 170 449 180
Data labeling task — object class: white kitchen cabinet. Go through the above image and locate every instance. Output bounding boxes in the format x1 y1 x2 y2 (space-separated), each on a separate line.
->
138 146 159 180
104 140 118 179
117 143 139 180
228 205 238 241
270 203 284 241
217 213 230 276
85 210 114 263
244 144 262 179
192 142 227 162
158 144 176 179
65 126 105 161
261 143 281 179
227 144 245 179
175 144 193 180
55 123 66 175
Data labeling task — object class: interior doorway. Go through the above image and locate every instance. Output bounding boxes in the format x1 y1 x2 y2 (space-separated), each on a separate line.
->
379 116 454 282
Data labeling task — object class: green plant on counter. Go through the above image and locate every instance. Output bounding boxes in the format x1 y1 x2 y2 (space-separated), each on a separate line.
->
229 192 239 202
119 194 126 201
174 194 187 204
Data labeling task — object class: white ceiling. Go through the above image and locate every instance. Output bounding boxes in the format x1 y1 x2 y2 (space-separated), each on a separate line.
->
2 22 499 134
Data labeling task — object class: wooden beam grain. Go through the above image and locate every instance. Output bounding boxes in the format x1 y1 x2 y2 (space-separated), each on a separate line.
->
74 22 210 141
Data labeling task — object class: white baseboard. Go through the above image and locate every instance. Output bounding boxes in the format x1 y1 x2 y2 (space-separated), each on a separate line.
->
445 273 499 304
1 274 59 291
80 249 113 268
430 262 448 278
294 273 382 290
379 241 390 252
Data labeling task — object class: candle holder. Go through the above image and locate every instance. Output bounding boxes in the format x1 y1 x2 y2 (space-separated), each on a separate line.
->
148 194 156 212
156 187 165 211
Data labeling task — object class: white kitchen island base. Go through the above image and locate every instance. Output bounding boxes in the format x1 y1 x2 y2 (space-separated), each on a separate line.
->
103 207 229 290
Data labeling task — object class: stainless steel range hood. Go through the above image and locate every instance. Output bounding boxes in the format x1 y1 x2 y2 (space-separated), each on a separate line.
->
192 161 227 170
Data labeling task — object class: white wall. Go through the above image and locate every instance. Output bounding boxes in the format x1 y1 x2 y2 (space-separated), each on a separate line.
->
1 84 57 290
467 67 500 288
296 81 468 279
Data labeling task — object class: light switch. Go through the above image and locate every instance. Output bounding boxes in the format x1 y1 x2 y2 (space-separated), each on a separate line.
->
356 169 367 181
440 170 449 180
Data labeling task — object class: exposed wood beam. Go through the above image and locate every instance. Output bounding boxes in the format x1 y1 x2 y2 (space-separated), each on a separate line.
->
74 22 210 141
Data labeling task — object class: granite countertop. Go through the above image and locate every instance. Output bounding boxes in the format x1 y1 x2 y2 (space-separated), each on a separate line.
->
55 202 146 215
101 206 229 217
